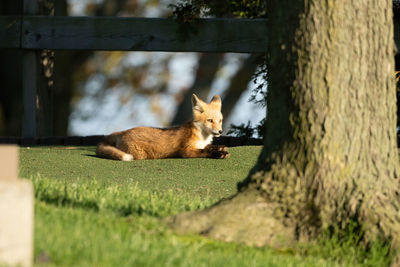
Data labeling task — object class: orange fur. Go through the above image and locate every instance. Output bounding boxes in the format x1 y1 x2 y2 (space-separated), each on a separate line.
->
95 94 229 160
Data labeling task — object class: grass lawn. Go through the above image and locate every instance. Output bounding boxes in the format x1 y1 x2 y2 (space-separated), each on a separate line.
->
19 146 390 266
20 146 258 200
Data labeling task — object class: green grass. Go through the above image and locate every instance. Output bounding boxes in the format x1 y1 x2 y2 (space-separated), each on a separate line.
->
35 203 336 267
20 146 258 199
19 146 391 266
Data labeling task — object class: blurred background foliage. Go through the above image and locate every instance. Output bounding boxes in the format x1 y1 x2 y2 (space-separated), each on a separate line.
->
2 0 400 138
0 0 267 137
171 0 266 19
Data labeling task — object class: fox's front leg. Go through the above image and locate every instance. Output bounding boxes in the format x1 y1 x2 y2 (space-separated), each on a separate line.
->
182 145 229 159
204 145 230 159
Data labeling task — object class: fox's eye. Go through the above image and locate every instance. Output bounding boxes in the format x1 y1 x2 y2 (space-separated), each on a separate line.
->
207 119 213 123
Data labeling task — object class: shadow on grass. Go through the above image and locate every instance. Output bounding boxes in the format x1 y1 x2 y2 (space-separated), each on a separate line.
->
36 192 159 217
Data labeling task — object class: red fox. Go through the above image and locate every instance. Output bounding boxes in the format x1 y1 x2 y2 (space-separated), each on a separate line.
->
95 94 230 160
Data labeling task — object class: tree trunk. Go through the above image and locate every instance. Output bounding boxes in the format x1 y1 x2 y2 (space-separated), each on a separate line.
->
170 0 400 257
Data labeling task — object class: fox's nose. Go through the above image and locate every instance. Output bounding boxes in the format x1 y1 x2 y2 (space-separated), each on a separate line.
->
218 130 223 134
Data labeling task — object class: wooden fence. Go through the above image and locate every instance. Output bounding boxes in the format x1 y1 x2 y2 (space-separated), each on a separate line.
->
0 0 269 138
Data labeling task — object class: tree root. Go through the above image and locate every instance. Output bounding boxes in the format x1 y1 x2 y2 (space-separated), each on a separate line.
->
167 188 296 248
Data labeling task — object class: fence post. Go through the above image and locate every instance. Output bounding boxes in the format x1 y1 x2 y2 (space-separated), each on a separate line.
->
22 0 53 139
21 0 37 138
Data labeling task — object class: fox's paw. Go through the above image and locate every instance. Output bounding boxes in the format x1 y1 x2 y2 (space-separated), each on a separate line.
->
219 150 230 159
205 145 228 151
218 145 228 152
208 146 230 159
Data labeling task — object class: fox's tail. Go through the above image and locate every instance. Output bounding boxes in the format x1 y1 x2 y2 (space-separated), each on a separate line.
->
95 135 133 161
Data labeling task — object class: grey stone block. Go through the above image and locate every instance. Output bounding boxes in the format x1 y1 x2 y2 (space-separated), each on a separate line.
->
0 145 18 181
0 180 33 267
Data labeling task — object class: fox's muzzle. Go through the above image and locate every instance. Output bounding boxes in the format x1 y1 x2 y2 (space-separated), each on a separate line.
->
213 130 223 137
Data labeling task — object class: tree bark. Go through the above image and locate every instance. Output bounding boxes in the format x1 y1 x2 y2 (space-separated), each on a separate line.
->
170 0 400 257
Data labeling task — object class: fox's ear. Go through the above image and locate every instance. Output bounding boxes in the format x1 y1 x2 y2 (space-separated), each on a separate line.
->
210 95 222 107
192 94 205 113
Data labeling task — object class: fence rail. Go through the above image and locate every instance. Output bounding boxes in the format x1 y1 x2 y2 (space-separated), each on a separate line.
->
0 16 268 53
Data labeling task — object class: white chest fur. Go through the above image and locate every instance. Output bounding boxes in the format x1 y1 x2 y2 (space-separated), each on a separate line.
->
194 134 213 149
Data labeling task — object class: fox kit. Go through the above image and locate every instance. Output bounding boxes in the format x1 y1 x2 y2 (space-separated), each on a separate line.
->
96 94 230 160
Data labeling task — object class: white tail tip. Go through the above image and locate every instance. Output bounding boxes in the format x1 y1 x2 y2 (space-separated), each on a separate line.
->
122 154 134 161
